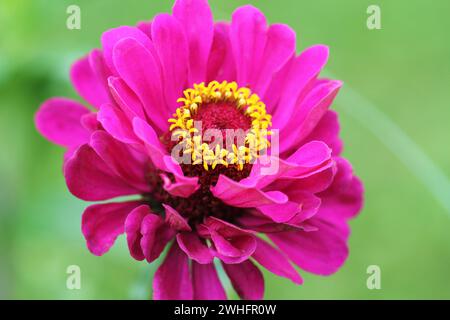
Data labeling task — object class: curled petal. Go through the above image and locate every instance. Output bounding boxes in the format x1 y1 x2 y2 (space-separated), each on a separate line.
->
124 204 150 260
70 51 111 108
82 201 142 256
65 144 138 201
163 204 191 232
177 232 213 264
141 212 175 263
211 175 288 207
35 98 91 148
89 130 150 192
204 217 256 264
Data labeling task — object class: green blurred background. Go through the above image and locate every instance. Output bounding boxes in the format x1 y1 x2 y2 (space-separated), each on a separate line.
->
1 0 449 299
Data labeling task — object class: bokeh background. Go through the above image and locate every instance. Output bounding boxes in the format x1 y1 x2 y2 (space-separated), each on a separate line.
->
1 0 449 299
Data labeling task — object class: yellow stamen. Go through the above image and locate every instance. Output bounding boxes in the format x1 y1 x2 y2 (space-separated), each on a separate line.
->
167 81 272 170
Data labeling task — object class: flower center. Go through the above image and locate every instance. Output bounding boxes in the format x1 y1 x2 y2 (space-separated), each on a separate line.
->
150 82 273 225
168 81 272 174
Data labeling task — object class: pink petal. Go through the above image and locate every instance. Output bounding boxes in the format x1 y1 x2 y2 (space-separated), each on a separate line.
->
113 38 167 133
152 13 188 109
160 156 200 198
81 112 101 132
163 204 191 232
283 191 321 226
101 26 156 75
97 103 140 145
35 98 91 147
177 232 213 264
211 175 288 207
244 141 333 190
137 21 152 39
207 23 236 82
271 45 330 130
89 131 150 192
173 0 214 84
64 144 138 201
205 217 256 264
124 204 150 260
222 260 264 300
281 80 342 154
318 157 364 220
271 161 336 194
132 117 168 170
108 76 146 120
230 5 267 88
253 238 303 285
70 51 111 108
257 201 301 223
269 218 350 276
192 262 227 300
160 173 199 198
82 201 141 256
153 242 193 300
303 110 343 156
141 212 175 263
253 23 296 96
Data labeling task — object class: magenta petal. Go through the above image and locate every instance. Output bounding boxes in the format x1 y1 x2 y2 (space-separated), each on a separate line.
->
192 262 227 300
177 232 213 264
281 80 342 154
207 23 236 82
161 156 200 198
205 217 256 264
271 45 330 130
108 76 146 120
70 52 111 108
211 175 288 207
153 242 193 300
97 103 140 145
173 0 214 84
163 204 191 232
132 117 168 170
160 173 199 198
82 201 141 256
81 112 100 132
35 98 91 148
230 5 267 88
303 110 343 156
223 260 264 300
124 204 150 261
101 26 156 75
269 219 350 276
257 201 301 223
89 131 150 192
137 21 152 39
253 238 303 285
284 191 321 226
318 157 364 220
287 140 332 170
113 38 167 133
141 212 175 263
152 13 189 108
64 144 138 201
253 23 296 95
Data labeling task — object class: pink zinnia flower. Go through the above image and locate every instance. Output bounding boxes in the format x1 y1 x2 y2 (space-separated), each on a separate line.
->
35 0 363 300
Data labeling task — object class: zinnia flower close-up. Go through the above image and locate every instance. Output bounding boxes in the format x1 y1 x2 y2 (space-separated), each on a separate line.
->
34 0 363 300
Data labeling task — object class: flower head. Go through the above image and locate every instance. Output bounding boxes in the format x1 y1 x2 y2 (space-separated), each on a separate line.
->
35 0 363 300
